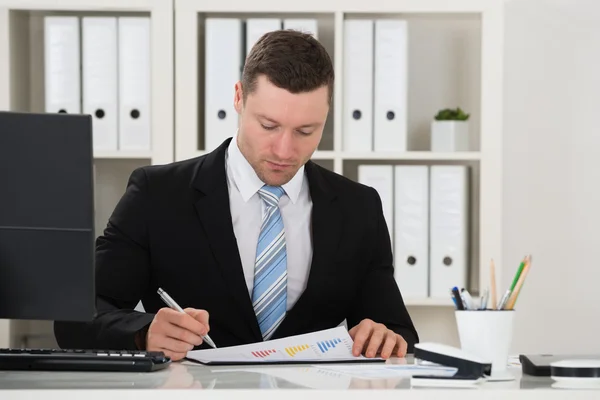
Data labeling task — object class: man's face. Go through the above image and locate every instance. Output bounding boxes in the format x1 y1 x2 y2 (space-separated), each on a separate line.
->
233 75 329 187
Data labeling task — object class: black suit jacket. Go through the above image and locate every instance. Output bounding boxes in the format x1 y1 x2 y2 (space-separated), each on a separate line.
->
54 138 419 352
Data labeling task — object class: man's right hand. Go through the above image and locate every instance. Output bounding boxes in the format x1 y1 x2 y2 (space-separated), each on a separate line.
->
146 307 210 361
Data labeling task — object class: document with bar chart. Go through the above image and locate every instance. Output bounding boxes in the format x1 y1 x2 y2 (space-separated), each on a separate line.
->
185 326 384 365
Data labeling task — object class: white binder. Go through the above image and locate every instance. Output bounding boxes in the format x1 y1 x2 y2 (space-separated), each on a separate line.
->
117 17 151 151
82 17 118 151
205 18 243 152
283 19 318 38
394 166 429 298
343 20 374 152
429 166 469 298
358 165 394 244
44 16 80 114
246 18 281 55
374 20 408 152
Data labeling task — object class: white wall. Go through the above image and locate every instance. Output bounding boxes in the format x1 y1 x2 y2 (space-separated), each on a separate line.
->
413 0 600 355
503 0 600 354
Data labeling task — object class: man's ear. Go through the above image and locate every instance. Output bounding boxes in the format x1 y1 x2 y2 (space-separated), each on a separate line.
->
233 81 243 114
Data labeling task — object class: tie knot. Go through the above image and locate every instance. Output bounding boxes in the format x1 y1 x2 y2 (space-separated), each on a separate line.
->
258 185 285 206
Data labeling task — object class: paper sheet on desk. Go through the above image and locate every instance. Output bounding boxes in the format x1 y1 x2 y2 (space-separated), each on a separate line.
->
313 364 458 379
185 326 382 365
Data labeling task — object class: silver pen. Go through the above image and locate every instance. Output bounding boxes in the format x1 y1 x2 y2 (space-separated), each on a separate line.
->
157 288 217 349
497 289 512 310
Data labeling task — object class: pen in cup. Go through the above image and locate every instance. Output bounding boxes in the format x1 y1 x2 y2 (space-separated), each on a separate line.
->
461 288 474 310
451 286 465 310
157 288 217 349
479 288 489 310
497 289 512 310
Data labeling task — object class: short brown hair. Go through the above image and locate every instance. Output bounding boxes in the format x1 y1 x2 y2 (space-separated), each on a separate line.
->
242 29 334 105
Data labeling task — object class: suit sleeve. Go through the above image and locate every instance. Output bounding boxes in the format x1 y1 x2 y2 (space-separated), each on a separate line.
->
54 167 155 350
346 187 420 353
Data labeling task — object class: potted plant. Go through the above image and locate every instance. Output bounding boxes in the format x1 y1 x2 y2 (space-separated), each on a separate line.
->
430 107 470 152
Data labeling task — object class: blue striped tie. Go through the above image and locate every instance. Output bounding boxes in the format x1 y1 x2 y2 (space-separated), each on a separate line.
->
252 185 287 340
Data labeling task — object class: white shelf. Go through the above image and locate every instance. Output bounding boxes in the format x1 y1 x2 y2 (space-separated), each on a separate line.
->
405 298 455 307
180 151 481 163
93 151 154 160
312 151 336 160
176 0 493 13
340 152 481 161
0 0 163 11
181 150 479 162
188 150 337 160
0 0 175 166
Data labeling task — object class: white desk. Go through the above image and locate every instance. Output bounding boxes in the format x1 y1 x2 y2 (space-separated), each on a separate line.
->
0 357 598 399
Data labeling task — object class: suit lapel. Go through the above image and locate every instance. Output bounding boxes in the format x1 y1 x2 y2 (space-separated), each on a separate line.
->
272 161 343 338
190 139 262 342
303 161 343 292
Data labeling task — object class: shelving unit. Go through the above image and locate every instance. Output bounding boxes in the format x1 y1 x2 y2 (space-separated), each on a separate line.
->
93 150 155 159
0 0 503 348
174 0 502 283
174 0 503 343
0 0 174 348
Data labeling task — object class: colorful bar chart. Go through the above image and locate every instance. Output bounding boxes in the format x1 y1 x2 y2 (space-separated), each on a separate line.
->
251 349 276 358
316 338 342 353
186 326 364 364
284 344 310 357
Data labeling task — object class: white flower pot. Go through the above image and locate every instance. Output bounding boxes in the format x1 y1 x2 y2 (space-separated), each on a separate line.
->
430 120 470 152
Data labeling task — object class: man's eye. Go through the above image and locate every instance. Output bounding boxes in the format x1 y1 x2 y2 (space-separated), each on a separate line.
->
298 130 311 136
261 124 276 131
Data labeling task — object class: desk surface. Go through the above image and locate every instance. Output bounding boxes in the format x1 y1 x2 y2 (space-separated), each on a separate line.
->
0 356 599 399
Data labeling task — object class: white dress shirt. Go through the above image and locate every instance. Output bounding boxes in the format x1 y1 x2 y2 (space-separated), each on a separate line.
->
225 135 313 311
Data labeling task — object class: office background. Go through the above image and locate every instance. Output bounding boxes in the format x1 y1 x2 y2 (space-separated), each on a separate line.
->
0 0 598 356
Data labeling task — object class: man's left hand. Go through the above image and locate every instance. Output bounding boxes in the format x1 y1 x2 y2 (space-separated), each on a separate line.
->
348 319 408 359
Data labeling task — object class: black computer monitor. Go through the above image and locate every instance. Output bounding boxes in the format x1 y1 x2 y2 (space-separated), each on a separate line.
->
0 111 95 322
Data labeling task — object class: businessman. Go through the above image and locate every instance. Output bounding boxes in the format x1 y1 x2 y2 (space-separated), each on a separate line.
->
54 30 419 361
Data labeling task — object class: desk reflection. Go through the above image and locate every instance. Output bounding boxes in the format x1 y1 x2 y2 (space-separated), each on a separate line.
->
0 358 410 390
0 357 548 391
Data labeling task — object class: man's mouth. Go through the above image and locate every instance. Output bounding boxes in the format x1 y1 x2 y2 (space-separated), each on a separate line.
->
267 161 293 168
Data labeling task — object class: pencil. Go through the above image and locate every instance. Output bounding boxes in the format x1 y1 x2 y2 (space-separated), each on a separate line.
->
509 256 528 292
490 258 497 309
506 257 531 310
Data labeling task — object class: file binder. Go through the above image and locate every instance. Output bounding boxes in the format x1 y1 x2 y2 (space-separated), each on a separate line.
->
118 17 151 151
394 166 429 298
283 19 318 38
205 18 243 152
82 17 118 151
44 17 80 114
358 165 394 244
374 20 408 152
429 166 469 298
246 18 281 56
343 20 374 152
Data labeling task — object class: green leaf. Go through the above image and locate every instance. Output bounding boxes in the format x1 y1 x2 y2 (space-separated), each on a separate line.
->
434 107 470 121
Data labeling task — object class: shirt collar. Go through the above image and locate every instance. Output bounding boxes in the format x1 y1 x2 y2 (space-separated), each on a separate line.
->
227 134 305 204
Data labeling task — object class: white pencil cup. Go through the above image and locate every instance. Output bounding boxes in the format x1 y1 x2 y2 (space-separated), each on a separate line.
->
455 310 516 381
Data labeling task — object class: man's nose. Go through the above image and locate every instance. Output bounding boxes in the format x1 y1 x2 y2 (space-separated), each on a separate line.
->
271 131 295 161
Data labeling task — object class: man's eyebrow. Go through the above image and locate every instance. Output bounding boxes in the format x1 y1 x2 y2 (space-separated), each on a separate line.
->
297 122 320 128
256 114 279 124
256 114 320 129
